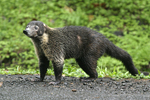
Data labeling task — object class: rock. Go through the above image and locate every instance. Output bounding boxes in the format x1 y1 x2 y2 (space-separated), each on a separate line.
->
72 89 77 92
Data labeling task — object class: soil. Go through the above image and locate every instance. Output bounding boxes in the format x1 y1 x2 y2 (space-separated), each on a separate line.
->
0 75 150 100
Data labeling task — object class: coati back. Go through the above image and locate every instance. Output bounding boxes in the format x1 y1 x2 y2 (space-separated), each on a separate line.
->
23 21 148 84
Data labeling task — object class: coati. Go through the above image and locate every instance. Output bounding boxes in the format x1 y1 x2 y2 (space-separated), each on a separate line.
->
23 21 148 84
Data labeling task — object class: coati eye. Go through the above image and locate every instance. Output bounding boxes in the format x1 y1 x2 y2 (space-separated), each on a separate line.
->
34 26 39 30
26 25 30 28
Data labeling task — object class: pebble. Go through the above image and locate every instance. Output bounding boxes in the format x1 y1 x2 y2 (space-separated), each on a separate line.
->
72 89 77 92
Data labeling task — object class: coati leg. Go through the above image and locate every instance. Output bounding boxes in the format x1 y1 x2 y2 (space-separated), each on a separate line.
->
76 56 98 81
49 60 64 85
39 56 49 81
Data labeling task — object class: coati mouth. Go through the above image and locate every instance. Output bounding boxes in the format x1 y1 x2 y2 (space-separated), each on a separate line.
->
23 30 38 38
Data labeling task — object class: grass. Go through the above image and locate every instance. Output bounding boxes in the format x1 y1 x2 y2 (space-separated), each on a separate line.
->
1 65 150 79
0 0 150 80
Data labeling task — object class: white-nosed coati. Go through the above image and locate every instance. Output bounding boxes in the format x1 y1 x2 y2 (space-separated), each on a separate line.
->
23 21 148 84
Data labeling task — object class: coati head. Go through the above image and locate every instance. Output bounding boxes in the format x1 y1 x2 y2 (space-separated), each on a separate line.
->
23 21 46 38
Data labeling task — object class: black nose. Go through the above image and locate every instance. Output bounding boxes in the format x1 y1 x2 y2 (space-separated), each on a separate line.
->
23 30 28 35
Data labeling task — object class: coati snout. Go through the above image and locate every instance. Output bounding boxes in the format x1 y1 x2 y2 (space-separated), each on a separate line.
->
23 30 28 35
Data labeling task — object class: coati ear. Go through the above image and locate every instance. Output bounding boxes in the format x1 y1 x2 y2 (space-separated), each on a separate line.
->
43 23 47 32
38 30 43 36
36 22 45 36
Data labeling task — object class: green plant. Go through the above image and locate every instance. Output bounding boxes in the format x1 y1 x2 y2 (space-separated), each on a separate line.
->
0 0 150 79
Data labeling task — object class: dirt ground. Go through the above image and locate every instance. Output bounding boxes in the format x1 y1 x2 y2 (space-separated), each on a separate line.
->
0 75 150 100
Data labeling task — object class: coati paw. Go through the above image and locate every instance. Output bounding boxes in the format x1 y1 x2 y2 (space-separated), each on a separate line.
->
80 77 96 82
30 76 43 82
141 72 149 76
31 78 43 82
49 81 61 85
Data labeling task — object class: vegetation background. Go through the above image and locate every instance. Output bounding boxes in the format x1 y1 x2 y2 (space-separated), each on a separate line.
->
0 0 150 78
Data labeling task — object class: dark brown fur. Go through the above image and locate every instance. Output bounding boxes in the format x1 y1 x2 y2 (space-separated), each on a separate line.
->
23 21 147 84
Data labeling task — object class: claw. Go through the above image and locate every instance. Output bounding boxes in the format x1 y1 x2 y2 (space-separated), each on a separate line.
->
49 81 61 85
31 78 41 82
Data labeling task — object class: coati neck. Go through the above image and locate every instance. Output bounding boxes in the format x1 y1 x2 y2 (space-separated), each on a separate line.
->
45 25 56 33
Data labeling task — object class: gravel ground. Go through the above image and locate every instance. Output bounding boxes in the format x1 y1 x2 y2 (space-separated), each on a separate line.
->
0 75 150 100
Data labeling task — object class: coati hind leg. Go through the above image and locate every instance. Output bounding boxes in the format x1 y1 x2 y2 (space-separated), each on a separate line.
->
76 56 98 82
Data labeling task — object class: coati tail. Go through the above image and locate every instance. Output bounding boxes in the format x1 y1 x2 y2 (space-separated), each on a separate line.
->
105 39 139 76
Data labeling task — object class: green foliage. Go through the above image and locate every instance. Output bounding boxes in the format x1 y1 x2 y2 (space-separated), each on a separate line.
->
0 0 150 78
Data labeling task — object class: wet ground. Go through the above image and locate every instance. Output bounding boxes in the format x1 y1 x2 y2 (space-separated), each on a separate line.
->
0 75 150 100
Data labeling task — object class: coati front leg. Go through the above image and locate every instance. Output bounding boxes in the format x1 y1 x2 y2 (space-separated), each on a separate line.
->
49 60 64 85
76 56 98 82
39 56 49 81
32 55 49 82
